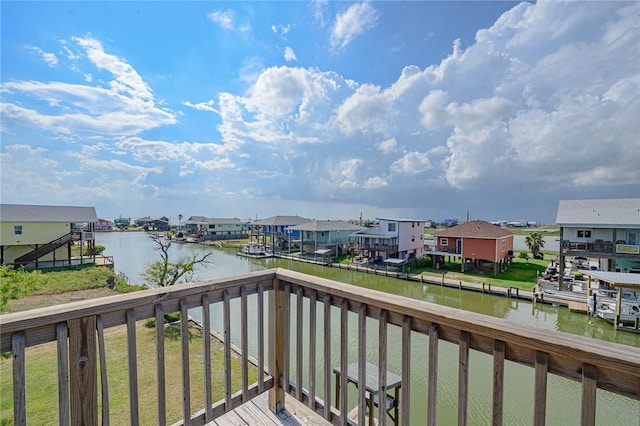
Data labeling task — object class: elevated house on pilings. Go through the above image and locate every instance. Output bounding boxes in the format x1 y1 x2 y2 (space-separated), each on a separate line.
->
135 216 170 232
251 215 310 252
0 204 98 270
428 220 514 276
351 218 427 264
287 220 365 258
183 216 248 241
556 198 640 277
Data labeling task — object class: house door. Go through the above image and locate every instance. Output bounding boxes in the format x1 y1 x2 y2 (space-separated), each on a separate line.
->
456 239 462 254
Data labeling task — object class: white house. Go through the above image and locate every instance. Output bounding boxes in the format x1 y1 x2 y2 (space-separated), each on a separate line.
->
352 218 427 262
556 198 640 274
184 216 247 240
251 215 310 250
287 220 365 257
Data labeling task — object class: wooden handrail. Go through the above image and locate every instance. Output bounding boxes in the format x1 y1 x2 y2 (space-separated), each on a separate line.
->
1 268 639 426
276 269 639 396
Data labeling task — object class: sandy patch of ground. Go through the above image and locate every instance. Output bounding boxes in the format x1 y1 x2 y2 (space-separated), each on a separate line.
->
7 288 118 312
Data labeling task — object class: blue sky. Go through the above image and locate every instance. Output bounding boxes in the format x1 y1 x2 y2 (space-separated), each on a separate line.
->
1 1 639 224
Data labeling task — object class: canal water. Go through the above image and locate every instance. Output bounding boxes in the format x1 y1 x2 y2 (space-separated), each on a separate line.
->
98 232 639 425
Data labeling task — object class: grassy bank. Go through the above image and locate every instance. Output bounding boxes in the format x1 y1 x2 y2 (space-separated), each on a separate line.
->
334 255 546 291
204 238 250 249
0 322 257 425
413 257 546 291
0 265 142 313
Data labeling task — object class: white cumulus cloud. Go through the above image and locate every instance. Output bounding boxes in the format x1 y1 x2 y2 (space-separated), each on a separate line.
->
284 46 297 62
26 45 59 66
330 2 379 51
391 151 432 175
377 137 397 154
1 36 176 137
182 100 218 113
209 9 235 30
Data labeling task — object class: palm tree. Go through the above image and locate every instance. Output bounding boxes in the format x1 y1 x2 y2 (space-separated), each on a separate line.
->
525 232 545 259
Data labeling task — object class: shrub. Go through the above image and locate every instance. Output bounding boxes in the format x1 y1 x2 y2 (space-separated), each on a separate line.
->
408 256 432 269
90 245 106 255
144 311 181 328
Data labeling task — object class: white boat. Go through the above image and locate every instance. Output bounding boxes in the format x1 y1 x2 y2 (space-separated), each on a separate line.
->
173 232 186 242
239 243 268 257
595 300 640 325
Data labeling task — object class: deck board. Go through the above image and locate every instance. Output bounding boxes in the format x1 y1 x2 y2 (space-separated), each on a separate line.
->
210 393 331 426
213 409 248 425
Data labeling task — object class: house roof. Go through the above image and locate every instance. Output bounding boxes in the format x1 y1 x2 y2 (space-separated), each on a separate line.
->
185 217 243 225
0 204 97 223
555 198 640 227
376 218 427 223
149 218 169 224
435 221 513 239
288 220 366 232
353 227 395 237
581 271 640 288
253 215 310 226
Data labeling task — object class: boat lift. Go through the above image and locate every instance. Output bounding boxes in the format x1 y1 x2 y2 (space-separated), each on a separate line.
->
581 270 640 330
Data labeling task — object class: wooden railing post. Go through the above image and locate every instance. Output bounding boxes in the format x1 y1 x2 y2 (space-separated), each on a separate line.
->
12 332 26 426
268 278 286 413
68 316 98 426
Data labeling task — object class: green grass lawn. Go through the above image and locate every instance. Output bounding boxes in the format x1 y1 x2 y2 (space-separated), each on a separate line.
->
410 257 548 291
205 238 251 249
1 265 143 313
0 323 257 425
334 253 548 291
1 265 140 297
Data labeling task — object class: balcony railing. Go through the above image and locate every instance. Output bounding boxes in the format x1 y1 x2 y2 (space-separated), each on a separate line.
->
1 268 639 425
356 243 397 253
561 241 614 254
425 245 461 254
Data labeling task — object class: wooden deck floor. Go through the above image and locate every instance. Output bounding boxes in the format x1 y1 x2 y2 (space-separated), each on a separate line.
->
210 393 332 426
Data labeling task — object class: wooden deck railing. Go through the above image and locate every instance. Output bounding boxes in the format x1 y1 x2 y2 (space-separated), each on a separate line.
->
1 268 639 425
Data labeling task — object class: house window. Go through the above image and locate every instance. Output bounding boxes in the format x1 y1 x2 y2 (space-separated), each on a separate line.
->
14 225 23 235
502 240 506 251
440 237 448 246
209 224 216 229
577 230 592 238
388 223 396 232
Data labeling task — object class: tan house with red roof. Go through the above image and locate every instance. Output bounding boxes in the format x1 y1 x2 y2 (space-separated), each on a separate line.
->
428 220 514 276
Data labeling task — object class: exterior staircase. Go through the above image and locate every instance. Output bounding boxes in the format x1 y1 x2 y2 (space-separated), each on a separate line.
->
13 232 74 267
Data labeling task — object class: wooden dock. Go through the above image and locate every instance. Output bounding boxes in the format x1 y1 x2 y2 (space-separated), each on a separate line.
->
568 301 588 313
